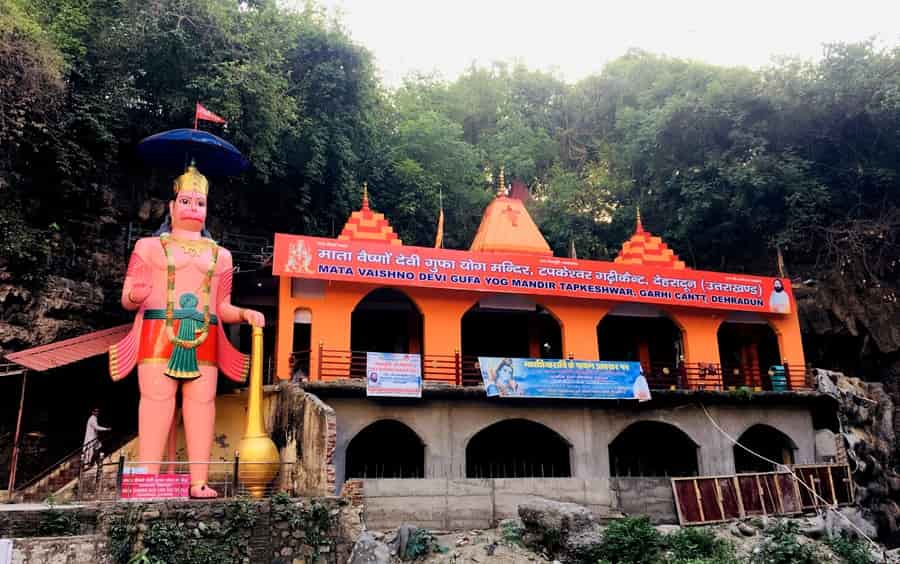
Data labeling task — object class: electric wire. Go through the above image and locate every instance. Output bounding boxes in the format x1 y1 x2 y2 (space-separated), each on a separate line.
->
698 403 884 556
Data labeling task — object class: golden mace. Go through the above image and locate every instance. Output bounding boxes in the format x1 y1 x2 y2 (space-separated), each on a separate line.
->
237 326 281 498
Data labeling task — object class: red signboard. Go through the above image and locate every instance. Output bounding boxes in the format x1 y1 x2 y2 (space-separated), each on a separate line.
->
273 234 794 314
120 473 190 500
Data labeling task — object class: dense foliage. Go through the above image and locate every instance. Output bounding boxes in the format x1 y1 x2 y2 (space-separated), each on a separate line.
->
1 0 898 346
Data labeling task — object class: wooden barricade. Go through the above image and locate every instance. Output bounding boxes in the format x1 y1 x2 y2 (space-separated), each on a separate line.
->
672 464 852 526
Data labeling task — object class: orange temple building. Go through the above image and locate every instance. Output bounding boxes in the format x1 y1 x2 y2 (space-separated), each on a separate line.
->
273 180 805 392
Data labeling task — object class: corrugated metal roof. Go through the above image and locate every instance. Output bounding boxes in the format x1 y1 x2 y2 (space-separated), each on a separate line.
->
5 324 131 372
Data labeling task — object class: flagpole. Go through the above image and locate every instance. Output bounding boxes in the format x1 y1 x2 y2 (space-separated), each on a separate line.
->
194 101 198 130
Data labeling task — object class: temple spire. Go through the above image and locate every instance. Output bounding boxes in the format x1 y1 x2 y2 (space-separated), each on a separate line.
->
497 166 506 198
361 182 370 211
635 205 644 233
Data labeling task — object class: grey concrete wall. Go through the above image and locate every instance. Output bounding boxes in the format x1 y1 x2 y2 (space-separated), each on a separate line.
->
10 535 105 564
328 398 816 490
360 478 616 530
611 478 678 524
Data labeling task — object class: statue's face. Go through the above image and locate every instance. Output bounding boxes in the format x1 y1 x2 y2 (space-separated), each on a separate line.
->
170 191 207 232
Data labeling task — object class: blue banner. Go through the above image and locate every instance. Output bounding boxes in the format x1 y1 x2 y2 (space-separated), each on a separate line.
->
478 357 651 400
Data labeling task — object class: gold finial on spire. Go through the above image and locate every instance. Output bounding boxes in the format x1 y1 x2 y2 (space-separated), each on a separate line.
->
497 166 506 197
361 181 370 210
635 205 644 233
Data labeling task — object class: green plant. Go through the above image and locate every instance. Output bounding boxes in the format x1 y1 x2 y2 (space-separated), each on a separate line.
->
828 532 875 564
37 504 80 536
750 520 820 564
126 549 151 564
500 519 525 546
270 494 335 556
403 528 446 560
598 516 662 564
662 527 737 563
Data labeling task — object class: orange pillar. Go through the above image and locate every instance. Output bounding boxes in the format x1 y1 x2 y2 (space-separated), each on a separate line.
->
547 301 608 360
414 291 470 382
767 311 807 389
275 276 295 381
670 311 724 389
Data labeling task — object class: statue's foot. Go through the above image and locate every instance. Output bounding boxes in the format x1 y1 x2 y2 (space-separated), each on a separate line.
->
190 484 219 499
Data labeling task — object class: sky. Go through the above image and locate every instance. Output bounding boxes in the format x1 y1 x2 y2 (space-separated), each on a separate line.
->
313 0 900 86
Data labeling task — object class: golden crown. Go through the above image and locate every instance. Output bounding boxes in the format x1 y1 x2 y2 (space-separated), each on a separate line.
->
173 164 209 196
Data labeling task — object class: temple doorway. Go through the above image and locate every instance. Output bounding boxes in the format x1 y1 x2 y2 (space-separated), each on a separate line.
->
351 288 423 355
734 424 796 473
345 420 425 479
597 305 683 387
609 421 698 477
461 299 561 359
466 419 571 478
289 308 311 381
717 316 781 389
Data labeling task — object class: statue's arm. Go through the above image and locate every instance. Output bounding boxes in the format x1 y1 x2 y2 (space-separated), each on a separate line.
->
121 239 153 311
216 249 265 326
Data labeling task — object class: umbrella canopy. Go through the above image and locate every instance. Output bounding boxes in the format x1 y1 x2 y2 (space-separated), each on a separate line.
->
137 128 248 177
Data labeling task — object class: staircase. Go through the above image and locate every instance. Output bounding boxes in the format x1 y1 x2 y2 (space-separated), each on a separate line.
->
14 432 136 502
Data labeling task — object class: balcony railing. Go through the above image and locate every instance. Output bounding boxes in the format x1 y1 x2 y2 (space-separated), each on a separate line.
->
308 347 804 391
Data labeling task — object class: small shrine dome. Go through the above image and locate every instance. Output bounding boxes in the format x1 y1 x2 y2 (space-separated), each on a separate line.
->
470 169 552 255
614 209 686 269
338 183 402 246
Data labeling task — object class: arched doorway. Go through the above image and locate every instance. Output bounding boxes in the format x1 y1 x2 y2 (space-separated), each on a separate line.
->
597 304 683 388
462 301 562 359
466 419 571 478
461 299 561 384
351 288 423 354
734 424 796 473
609 421 698 477
345 420 425 479
718 315 781 390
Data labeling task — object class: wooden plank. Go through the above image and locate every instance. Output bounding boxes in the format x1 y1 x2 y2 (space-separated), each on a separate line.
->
733 476 746 518
755 475 768 517
772 472 785 514
693 479 706 522
826 466 837 506
672 479 687 525
713 478 728 519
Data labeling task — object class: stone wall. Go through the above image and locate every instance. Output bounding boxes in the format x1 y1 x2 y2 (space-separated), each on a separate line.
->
0 497 359 564
0 505 97 538
358 477 616 530
295 392 337 496
9 534 106 564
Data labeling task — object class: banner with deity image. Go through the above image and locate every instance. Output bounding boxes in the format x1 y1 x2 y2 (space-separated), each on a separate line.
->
478 357 650 401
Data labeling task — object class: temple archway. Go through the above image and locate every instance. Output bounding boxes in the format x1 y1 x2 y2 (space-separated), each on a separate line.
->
597 305 683 388
609 421 698 477
717 315 781 390
734 424 796 473
466 419 571 478
351 288 423 355
345 420 425 479
461 299 562 360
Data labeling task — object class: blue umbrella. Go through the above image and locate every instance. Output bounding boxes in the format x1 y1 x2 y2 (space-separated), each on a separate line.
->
137 128 248 177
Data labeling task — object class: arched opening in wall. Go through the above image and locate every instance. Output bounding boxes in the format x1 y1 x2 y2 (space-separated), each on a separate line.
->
461 297 561 383
351 288 423 355
734 424 796 473
345 420 425 479
466 419 571 478
718 314 782 390
609 421 698 477
597 304 683 388
290 308 312 381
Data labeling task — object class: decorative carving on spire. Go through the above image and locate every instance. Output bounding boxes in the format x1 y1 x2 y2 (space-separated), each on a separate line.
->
497 166 506 198
636 206 644 233
361 181 370 211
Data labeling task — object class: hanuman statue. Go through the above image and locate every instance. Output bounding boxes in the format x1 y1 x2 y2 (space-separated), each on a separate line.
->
109 164 264 498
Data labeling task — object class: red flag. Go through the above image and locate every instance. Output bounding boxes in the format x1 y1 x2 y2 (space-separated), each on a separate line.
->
194 103 226 128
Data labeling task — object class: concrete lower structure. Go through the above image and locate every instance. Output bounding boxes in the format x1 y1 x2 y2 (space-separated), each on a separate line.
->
301 382 835 528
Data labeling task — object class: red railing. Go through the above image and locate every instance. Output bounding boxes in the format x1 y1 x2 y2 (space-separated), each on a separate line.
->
309 347 804 391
